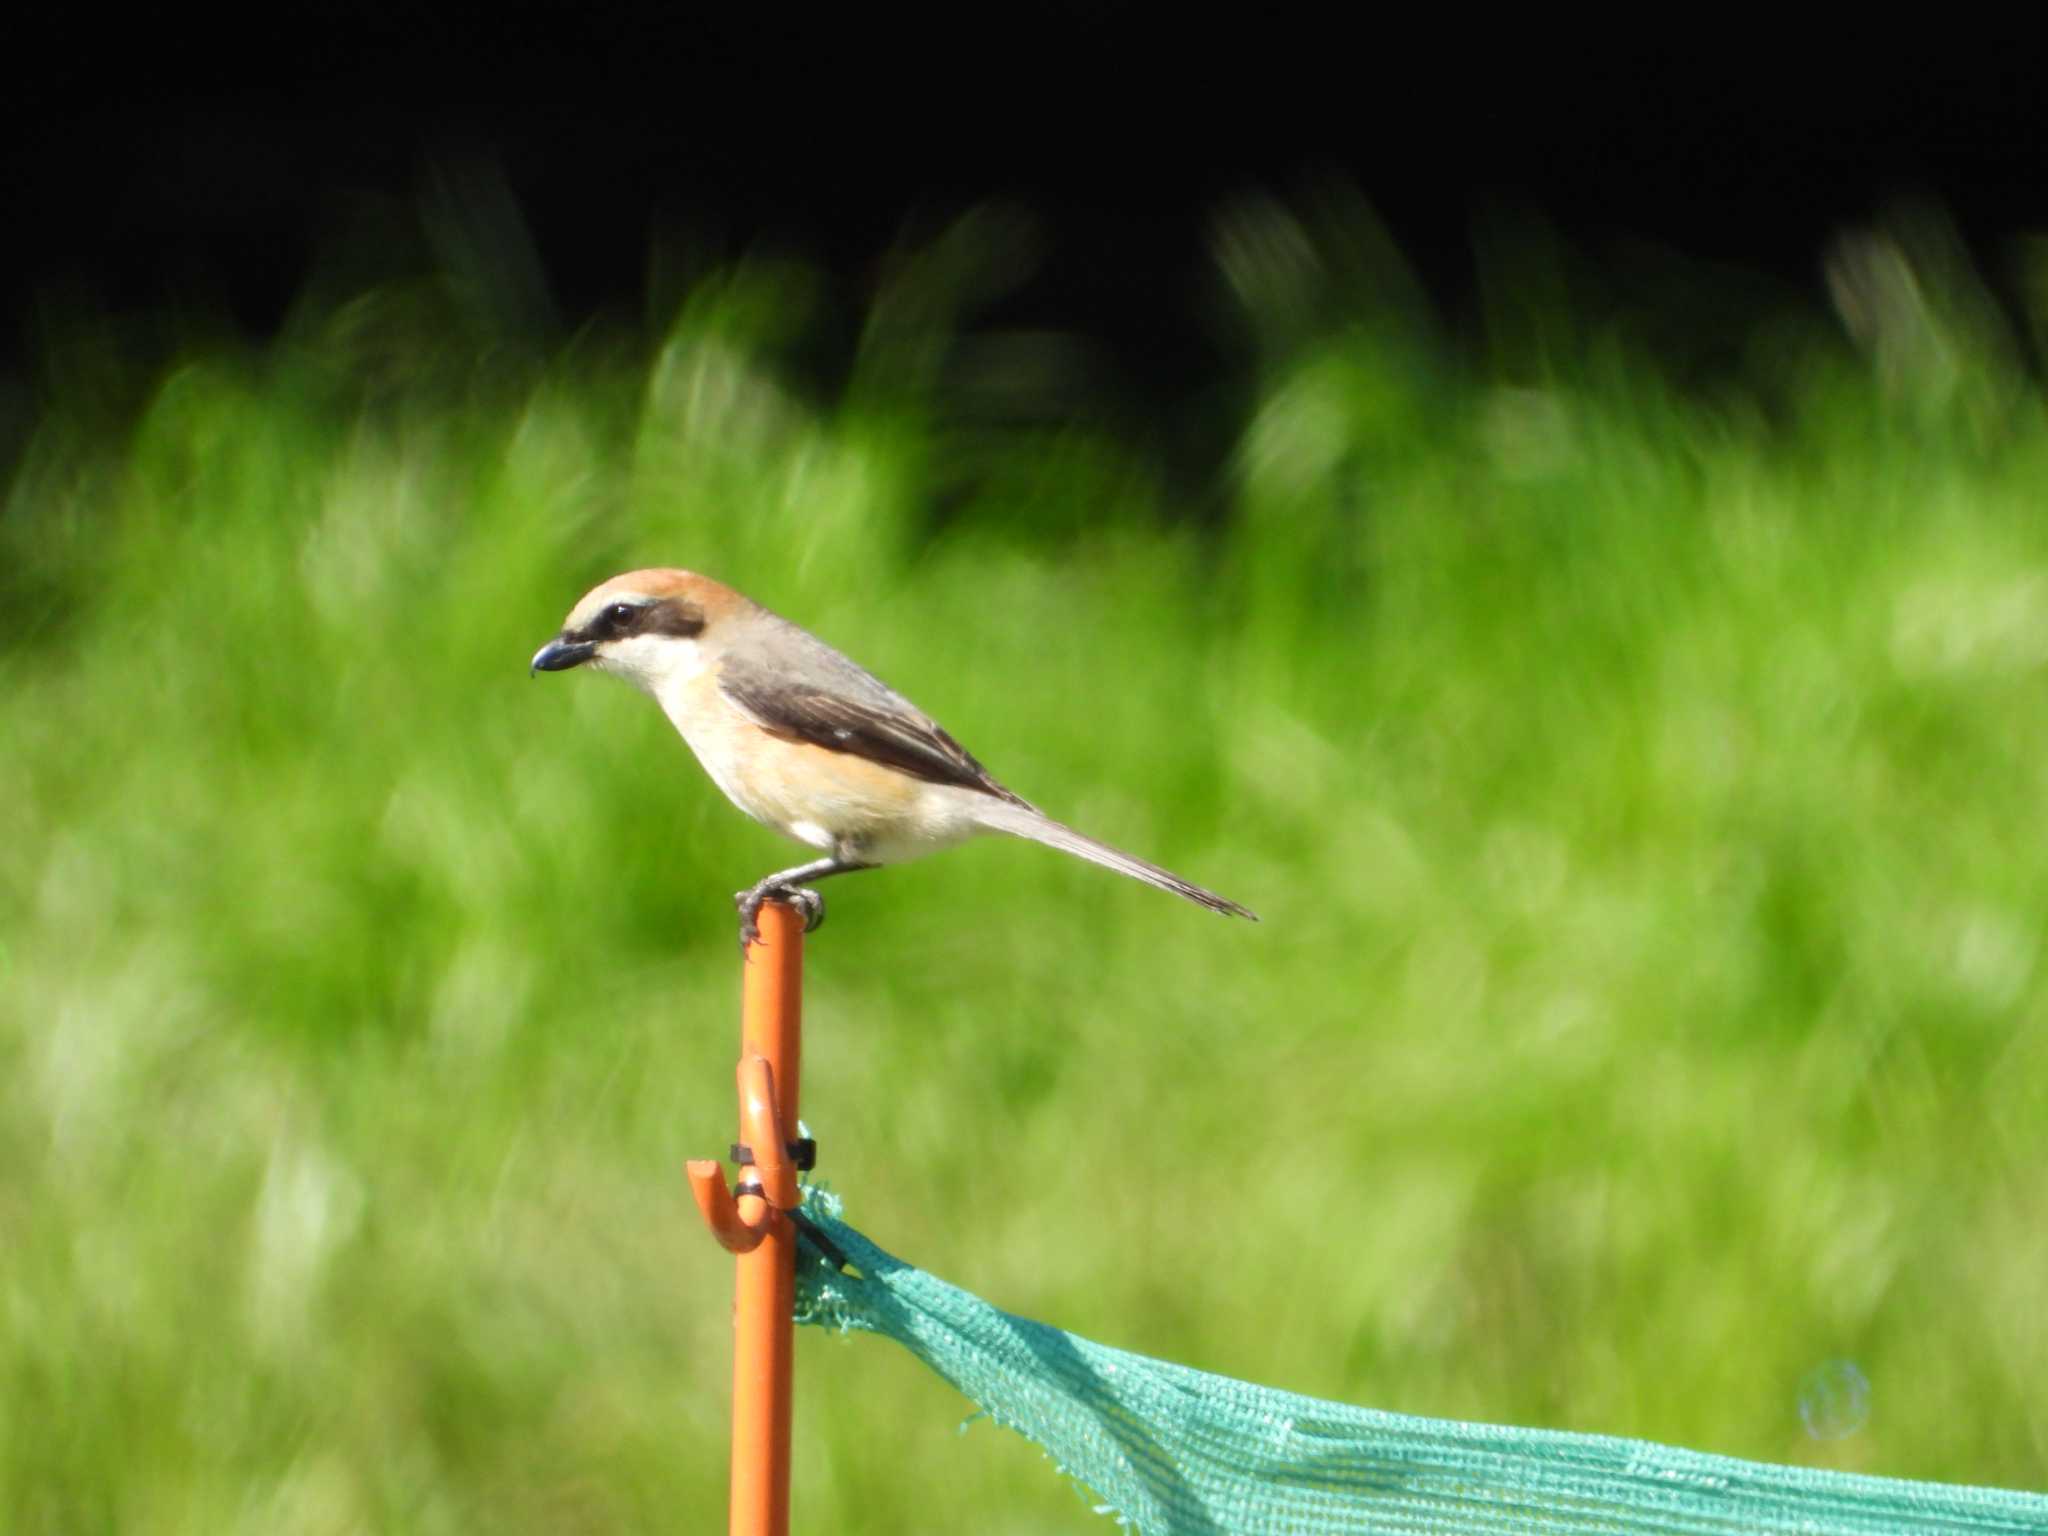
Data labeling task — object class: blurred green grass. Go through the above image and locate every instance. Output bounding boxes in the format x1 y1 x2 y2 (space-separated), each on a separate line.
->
5 201 2047 1532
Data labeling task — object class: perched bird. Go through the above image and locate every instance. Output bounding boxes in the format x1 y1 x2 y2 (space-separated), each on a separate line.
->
531 569 1257 942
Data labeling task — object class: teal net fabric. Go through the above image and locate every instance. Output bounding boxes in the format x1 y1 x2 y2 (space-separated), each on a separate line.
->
791 1192 2048 1535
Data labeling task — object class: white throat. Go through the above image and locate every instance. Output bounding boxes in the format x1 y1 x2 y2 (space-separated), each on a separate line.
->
596 632 709 699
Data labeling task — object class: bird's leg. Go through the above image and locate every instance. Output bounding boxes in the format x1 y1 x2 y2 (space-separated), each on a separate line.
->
735 856 873 946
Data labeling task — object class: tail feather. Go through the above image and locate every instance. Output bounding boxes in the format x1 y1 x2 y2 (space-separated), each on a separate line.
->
974 801 1257 920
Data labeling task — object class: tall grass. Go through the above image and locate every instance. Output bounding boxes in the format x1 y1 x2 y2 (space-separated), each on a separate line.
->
4 198 2046 1531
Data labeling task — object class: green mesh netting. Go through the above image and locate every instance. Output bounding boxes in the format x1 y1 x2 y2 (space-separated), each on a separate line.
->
791 1191 2048 1535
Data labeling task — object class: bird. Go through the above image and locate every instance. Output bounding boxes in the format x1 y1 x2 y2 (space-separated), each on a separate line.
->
530 568 1257 943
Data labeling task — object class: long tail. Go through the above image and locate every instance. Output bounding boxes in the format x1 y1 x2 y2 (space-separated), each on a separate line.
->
973 801 1258 920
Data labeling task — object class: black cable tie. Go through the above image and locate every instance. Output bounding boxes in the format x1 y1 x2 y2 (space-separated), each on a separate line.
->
732 1180 765 1202
731 1138 817 1171
791 1210 853 1274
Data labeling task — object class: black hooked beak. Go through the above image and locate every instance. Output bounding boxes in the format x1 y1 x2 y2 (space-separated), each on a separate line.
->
530 636 597 675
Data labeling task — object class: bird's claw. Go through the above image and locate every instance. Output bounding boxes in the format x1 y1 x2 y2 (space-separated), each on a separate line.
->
790 887 826 932
734 884 826 949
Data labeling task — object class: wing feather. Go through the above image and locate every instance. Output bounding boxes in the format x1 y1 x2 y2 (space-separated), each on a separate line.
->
718 652 1023 803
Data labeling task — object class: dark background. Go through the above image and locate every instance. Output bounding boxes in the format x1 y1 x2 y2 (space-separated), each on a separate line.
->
9 19 2048 385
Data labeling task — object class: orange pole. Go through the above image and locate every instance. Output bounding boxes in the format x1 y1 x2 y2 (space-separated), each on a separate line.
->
728 897 802 1536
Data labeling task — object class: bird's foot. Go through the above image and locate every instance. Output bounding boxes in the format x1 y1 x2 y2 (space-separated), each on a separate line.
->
734 883 827 948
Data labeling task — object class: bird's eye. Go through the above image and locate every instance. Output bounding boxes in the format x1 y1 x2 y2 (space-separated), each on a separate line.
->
604 602 638 629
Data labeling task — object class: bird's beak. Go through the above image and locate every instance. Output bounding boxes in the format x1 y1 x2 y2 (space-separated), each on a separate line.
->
530 636 597 675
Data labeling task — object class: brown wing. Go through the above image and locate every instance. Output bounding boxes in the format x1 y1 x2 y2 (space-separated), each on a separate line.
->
718 656 1024 804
